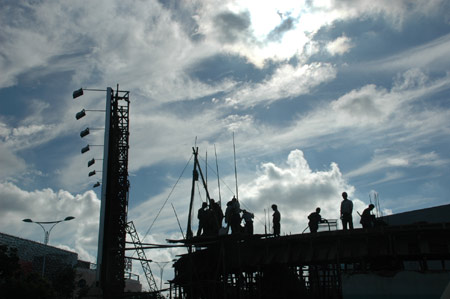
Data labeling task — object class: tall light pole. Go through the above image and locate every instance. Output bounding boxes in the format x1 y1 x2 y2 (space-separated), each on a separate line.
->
22 216 75 276
74 85 131 298
22 216 75 245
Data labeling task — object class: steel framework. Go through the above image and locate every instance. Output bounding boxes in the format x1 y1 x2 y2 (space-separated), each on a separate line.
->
171 222 450 298
98 86 130 298
126 221 159 292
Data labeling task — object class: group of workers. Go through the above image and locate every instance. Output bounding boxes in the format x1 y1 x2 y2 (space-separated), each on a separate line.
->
197 196 256 237
197 191 377 237
308 191 377 233
197 196 281 237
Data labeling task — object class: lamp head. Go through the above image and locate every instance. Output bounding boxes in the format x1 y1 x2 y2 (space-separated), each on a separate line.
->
81 145 90 154
76 109 86 120
64 216 75 221
73 88 84 99
22 219 33 223
88 158 95 167
80 128 90 138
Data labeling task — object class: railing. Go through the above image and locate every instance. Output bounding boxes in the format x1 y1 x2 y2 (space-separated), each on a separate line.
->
318 219 338 231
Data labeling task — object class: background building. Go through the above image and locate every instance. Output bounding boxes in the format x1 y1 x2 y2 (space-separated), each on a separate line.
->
380 204 450 226
0 232 141 296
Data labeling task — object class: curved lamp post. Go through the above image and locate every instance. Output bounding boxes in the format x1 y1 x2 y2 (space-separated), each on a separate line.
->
22 216 75 277
22 216 75 245
153 261 170 292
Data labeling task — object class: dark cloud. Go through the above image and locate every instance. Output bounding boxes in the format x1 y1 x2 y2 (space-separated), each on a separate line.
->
266 17 296 42
187 54 264 83
214 11 251 43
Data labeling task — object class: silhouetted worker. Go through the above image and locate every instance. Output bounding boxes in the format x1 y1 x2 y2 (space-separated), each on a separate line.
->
360 204 376 229
340 192 353 230
225 201 232 233
209 198 224 234
272 204 281 236
197 202 208 236
242 210 254 235
230 196 241 234
308 207 327 233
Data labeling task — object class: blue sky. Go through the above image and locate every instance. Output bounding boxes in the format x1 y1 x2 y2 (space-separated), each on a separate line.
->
1 0 450 290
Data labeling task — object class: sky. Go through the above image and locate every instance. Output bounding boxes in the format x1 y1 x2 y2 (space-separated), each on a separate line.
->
1 0 450 291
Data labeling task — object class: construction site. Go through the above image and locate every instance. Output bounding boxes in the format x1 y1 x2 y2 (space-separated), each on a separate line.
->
71 86 450 298
169 220 450 298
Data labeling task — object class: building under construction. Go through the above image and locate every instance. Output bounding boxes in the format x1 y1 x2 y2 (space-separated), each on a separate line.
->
170 205 450 299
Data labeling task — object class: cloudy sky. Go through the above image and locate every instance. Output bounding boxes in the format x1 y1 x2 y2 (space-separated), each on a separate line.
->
1 0 450 291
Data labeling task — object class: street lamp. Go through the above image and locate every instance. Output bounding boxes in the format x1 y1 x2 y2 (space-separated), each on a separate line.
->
22 216 76 245
153 261 170 292
22 216 75 277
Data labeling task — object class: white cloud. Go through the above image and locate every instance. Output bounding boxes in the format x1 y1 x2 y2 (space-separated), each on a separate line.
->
346 150 448 179
362 33 450 72
189 0 444 67
330 84 394 125
326 35 354 56
270 70 450 149
332 0 444 30
392 68 429 91
0 145 27 180
225 62 337 107
237 149 367 233
1 0 445 97
0 182 100 262
0 98 75 154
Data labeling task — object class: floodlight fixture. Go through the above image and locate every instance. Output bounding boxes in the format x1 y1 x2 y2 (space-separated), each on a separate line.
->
75 109 106 121
88 158 95 167
80 128 90 138
76 109 86 120
93 181 101 188
81 145 90 154
89 170 96 177
73 88 84 99
72 87 107 99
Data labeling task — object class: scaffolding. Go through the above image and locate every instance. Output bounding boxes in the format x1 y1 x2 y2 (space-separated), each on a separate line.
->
170 222 450 298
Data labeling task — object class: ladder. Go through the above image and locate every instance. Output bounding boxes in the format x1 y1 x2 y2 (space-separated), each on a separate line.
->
126 221 159 292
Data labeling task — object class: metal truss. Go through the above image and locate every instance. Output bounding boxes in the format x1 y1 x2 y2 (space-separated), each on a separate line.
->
126 221 159 292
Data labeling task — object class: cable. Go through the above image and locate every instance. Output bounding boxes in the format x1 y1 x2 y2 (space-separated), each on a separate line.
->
171 203 185 239
141 153 193 242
